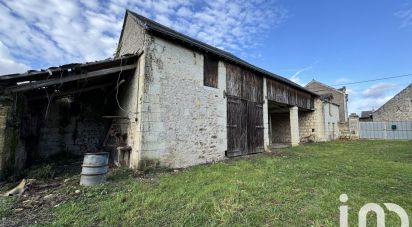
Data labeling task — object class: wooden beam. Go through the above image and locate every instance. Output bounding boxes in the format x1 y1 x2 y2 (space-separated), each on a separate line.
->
28 82 116 100
8 64 136 93
0 53 141 83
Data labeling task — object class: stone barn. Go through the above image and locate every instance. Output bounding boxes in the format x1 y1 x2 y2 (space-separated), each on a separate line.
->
0 10 327 177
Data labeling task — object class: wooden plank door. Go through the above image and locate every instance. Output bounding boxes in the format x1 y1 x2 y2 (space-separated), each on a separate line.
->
248 102 264 154
227 96 247 157
226 63 264 157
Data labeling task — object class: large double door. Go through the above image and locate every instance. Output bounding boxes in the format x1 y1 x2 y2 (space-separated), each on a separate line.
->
226 63 264 157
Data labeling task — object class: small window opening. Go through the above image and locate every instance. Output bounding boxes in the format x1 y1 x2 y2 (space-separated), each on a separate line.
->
204 55 218 88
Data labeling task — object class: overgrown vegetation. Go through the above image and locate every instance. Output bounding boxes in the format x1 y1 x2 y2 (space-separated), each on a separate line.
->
1 140 412 226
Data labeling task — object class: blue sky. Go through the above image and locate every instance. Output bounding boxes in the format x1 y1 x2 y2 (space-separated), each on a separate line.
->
0 0 411 114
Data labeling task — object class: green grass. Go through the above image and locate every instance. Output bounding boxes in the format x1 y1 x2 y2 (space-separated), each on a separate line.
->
0 196 16 218
12 140 412 226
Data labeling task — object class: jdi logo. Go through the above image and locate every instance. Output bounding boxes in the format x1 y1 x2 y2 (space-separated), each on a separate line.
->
339 194 409 227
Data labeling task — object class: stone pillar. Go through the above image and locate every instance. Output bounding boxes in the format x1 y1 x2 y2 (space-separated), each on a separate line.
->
348 114 360 139
290 106 300 146
262 78 270 150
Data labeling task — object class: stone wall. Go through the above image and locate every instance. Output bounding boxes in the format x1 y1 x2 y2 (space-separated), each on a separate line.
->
116 12 149 168
138 36 227 168
116 55 145 168
117 13 147 57
348 115 360 138
271 113 291 143
373 84 412 121
36 97 106 158
298 98 326 142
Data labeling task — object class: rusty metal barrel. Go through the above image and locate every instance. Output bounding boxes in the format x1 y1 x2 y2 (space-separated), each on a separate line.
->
80 152 109 186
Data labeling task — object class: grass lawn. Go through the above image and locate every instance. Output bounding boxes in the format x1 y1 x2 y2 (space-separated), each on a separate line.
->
2 140 412 226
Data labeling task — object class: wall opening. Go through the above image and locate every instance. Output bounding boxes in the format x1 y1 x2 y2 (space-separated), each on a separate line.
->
268 101 291 147
203 55 218 88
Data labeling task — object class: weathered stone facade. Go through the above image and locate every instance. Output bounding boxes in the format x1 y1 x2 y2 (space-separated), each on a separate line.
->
298 98 326 142
305 80 348 122
138 37 227 168
117 14 147 57
373 84 412 121
117 12 330 167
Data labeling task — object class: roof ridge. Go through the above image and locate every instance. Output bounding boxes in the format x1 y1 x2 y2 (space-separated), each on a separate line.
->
126 9 318 97
373 83 412 113
306 79 346 94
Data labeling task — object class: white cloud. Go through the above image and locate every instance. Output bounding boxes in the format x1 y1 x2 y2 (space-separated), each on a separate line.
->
288 61 319 86
395 8 412 28
362 83 397 98
176 7 193 18
349 95 393 114
0 41 30 75
289 65 312 85
0 0 287 73
347 82 403 115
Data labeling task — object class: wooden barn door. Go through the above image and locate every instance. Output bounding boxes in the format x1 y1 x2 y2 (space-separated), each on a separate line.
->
226 64 264 157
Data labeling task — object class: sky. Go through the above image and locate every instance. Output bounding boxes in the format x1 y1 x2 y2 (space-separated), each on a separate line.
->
0 0 411 115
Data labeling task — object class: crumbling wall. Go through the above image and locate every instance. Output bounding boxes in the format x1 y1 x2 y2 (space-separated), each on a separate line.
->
138 36 227 168
349 115 360 139
338 115 359 140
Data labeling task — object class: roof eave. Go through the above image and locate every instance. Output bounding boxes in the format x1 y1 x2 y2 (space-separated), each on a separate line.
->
128 10 319 97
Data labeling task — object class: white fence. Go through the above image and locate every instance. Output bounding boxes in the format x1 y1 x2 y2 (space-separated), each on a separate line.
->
359 121 412 140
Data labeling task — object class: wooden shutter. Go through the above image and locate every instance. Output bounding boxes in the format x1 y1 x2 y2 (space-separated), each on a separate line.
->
204 55 218 88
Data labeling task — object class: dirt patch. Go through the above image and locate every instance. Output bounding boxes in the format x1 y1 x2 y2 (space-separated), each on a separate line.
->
0 163 172 226
1 177 81 226
0 158 83 226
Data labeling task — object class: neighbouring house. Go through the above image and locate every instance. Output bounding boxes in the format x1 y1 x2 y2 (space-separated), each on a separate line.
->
359 110 373 122
320 95 340 140
373 83 412 121
305 80 349 122
0 10 336 178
